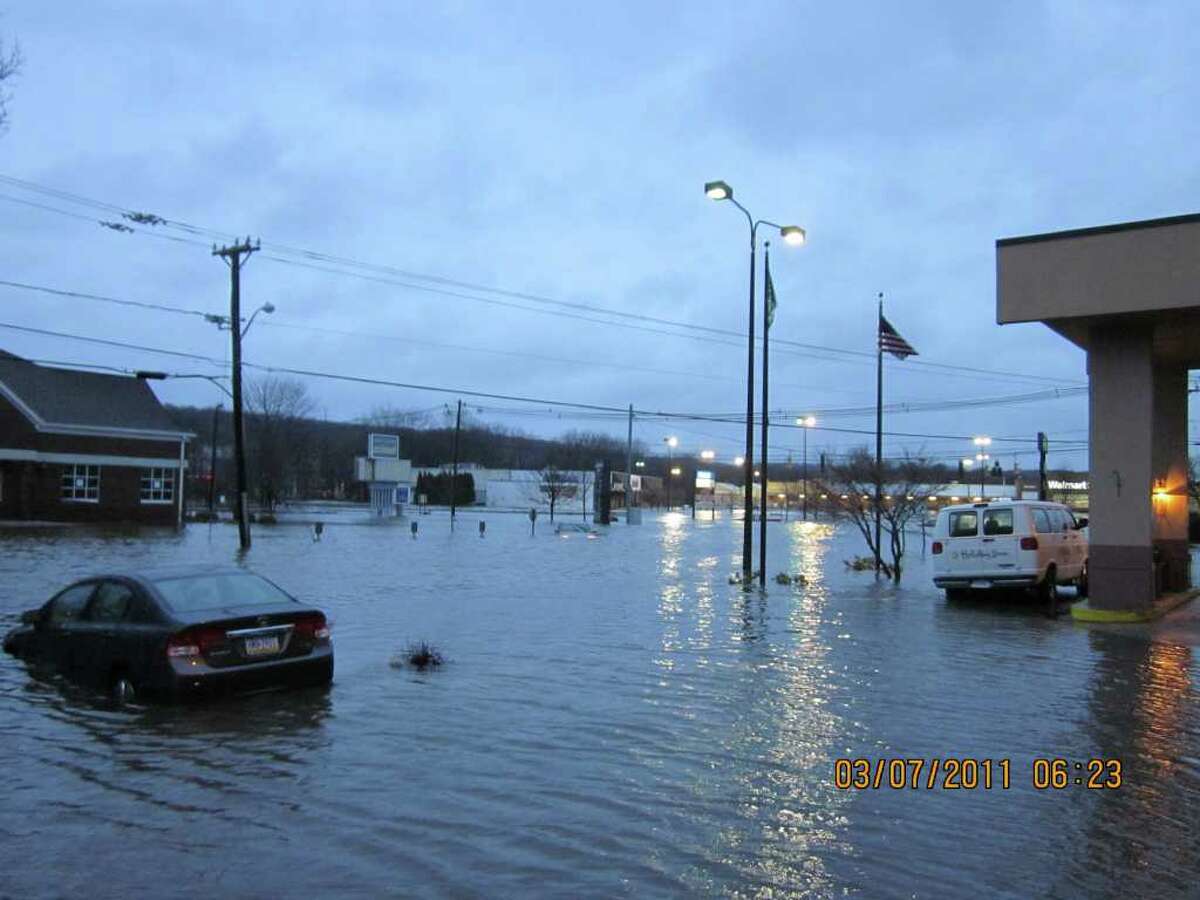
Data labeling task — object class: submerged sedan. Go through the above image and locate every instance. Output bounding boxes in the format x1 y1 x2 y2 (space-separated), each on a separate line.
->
3 566 333 703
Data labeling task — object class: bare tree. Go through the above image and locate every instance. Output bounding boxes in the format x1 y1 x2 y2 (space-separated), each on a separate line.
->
539 465 577 522
817 448 944 583
0 33 20 133
246 376 315 510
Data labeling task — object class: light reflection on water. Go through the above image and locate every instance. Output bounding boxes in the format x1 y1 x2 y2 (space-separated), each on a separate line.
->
0 513 1197 897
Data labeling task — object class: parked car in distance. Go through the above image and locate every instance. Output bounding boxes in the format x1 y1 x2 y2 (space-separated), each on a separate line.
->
931 500 1088 603
3 566 333 703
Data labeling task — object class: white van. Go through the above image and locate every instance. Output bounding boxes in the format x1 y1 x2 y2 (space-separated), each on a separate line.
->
931 501 1088 602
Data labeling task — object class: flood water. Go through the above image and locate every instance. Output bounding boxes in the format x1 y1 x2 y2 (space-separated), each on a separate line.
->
2 510 1198 898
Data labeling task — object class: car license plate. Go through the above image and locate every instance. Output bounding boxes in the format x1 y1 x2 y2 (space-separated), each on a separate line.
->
243 635 280 656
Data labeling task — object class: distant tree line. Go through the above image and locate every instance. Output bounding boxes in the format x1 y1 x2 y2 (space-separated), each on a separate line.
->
169 377 645 509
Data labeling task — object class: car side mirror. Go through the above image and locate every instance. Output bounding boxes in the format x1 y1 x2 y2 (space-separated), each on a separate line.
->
1075 518 1088 530
20 609 41 626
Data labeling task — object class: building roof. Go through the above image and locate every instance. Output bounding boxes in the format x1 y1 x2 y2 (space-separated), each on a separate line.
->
0 350 191 439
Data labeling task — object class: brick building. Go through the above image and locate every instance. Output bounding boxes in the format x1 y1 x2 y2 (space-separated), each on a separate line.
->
0 350 192 525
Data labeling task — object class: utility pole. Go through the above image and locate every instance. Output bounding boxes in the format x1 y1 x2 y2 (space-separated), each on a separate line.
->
1037 431 1049 501
208 402 222 516
450 399 462 529
213 237 259 551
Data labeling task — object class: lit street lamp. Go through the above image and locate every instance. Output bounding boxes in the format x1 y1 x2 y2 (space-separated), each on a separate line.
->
975 452 991 497
797 415 816 520
664 436 678 510
706 179 805 583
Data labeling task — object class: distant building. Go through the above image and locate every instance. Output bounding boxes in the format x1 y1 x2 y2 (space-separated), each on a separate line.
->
413 464 596 512
0 350 192 524
354 432 414 516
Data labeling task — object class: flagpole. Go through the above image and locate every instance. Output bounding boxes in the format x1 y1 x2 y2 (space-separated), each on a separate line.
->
874 292 884 576
759 243 771 584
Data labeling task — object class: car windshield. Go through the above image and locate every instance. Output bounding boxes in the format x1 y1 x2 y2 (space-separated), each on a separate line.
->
152 573 294 613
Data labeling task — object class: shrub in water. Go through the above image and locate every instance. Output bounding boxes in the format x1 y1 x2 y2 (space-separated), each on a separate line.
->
393 641 445 670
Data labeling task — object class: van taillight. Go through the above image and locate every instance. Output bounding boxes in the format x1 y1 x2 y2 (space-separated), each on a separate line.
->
1020 537 1039 551
931 541 943 555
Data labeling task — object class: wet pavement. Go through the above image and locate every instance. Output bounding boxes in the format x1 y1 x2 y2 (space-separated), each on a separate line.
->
1 511 1198 898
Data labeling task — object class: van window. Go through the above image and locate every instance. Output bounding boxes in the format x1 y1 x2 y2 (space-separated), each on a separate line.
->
982 508 1013 536
1050 509 1070 532
1033 509 1053 534
949 511 978 537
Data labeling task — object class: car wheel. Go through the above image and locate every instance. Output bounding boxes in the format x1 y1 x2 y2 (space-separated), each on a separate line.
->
111 673 137 706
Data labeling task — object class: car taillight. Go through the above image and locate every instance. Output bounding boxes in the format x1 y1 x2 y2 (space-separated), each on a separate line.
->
166 626 226 658
931 541 943 555
294 613 330 643
1020 537 1038 551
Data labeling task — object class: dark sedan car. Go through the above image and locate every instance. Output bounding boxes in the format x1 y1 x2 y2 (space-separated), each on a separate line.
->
3 566 333 703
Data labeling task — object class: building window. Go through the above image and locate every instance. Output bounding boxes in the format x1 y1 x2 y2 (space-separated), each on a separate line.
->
61 465 100 502
140 467 175 504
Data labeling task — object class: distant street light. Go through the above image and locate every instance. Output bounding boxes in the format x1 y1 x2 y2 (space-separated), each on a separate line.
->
700 449 715 461
706 178 805 583
796 415 816 520
975 451 991 496
734 455 745 467
664 436 678 509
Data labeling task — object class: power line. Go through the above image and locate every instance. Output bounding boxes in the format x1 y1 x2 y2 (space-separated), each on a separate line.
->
0 172 1085 389
1 274 1085 406
0 320 1079 446
0 278 219 320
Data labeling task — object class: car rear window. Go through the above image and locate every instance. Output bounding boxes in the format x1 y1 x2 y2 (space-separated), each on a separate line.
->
982 508 1014 536
949 511 978 537
153 573 295 613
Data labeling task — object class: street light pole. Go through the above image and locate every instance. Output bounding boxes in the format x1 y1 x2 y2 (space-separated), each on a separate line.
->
797 416 815 521
973 436 992 500
664 436 677 509
208 402 222 516
706 180 805 584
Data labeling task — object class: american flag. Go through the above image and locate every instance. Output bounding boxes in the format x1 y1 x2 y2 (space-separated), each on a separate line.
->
878 315 917 360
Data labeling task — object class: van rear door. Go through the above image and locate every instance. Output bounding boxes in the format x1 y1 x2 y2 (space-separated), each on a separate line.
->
942 507 982 578
978 506 1019 572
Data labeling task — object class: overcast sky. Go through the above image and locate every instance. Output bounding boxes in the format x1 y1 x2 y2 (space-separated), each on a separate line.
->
2 1 1198 473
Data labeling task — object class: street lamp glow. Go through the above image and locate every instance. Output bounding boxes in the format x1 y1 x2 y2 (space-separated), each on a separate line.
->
780 225 806 246
796 415 816 428
973 435 992 448
962 458 975 467
670 466 682 476
704 180 732 201
634 460 645 468
700 449 715 460
665 436 678 448
976 452 990 462
734 456 744 467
